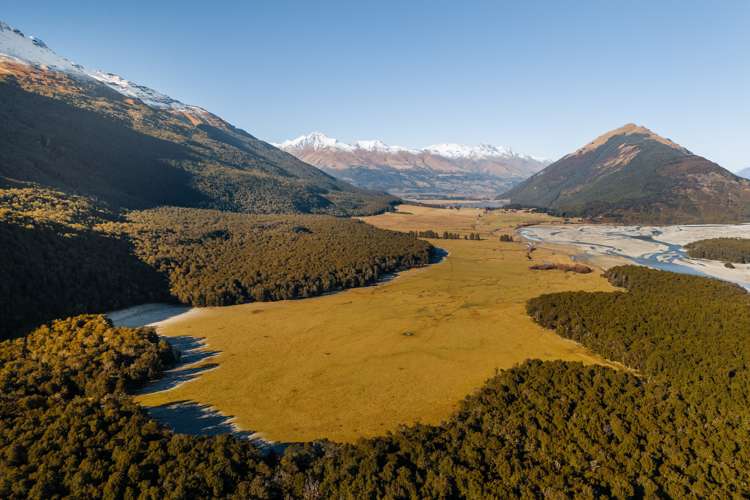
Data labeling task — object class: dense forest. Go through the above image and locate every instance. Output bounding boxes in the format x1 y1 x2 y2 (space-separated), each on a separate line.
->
2 266 749 497
0 188 169 338
0 188 433 338
114 207 434 306
685 237 750 263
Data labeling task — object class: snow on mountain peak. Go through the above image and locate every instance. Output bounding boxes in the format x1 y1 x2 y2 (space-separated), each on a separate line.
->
424 143 514 160
276 132 354 151
275 133 419 154
353 139 414 153
278 133 527 159
0 19 199 113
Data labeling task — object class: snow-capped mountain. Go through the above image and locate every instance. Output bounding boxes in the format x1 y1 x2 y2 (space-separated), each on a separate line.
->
423 143 512 160
0 20 204 113
0 20 395 215
276 133 549 199
277 132 543 162
277 132 416 154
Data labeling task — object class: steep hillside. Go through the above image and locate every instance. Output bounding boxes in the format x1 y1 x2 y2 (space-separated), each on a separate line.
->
0 22 394 215
504 124 750 223
277 132 547 199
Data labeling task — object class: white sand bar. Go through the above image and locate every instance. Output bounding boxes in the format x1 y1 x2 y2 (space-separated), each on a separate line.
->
108 303 196 328
520 224 750 289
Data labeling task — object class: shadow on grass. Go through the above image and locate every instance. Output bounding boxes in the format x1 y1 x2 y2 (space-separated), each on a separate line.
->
136 336 219 395
146 401 290 454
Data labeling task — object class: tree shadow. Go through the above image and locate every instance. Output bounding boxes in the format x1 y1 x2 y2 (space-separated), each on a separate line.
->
146 400 290 454
0 221 171 339
430 247 449 264
138 363 219 394
137 335 220 394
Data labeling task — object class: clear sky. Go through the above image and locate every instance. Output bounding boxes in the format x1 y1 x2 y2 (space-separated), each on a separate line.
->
3 1 748 169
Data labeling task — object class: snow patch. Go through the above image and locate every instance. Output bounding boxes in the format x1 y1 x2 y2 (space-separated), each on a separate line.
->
0 19 201 113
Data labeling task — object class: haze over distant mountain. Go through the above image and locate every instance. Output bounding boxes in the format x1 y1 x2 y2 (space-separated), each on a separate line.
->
504 123 750 224
736 167 750 179
0 21 394 215
276 132 548 199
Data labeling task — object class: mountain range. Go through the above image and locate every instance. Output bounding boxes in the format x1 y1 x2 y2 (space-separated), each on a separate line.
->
0 21 394 215
504 123 750 224
276 132 548 199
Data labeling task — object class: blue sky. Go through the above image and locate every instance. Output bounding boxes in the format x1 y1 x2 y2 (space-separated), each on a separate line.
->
3 1 748 169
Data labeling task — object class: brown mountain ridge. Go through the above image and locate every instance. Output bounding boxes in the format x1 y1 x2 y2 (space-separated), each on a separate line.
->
504 124 750 224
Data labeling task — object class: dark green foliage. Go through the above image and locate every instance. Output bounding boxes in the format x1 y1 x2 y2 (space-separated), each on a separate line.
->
0 195 170 339
0 315 176 399
118 207 434 306
685 237 750 263
410 229 440 238
0 315 279 499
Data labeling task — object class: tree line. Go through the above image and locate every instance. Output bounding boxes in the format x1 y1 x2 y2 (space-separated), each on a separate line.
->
685 237 750 263
408 230 482 240
116 207 434 307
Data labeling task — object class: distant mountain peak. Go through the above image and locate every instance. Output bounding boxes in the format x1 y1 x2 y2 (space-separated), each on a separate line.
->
276 132 354 151
505 124 750 224
276 132 544 161
736 167 750 179
277 132 549 199
574 123 691 157
424 143 514 160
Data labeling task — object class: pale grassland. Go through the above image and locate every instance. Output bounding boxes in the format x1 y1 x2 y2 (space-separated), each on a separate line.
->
137 205 617 443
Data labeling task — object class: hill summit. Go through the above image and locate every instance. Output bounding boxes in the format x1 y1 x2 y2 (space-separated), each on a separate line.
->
504 124 750 223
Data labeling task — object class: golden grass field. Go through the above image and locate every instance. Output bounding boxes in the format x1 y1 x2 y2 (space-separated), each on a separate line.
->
137 205 618 443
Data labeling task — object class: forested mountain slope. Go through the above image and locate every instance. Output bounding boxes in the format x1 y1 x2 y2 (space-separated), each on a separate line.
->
0 21 395 215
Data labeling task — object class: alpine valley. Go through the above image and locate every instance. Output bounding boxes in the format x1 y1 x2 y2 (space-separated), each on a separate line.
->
3 11 750 500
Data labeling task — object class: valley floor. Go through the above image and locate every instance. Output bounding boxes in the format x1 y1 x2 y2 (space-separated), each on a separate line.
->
128 206 621 443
